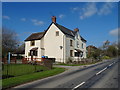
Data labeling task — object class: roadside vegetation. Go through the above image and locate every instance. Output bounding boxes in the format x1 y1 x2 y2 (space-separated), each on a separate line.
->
55 60 102 66
2 66 65 89
87 40 118 60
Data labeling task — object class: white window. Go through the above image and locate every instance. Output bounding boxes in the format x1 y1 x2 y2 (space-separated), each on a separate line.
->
82 43 84 49
76 34 79 39
77 41 79 48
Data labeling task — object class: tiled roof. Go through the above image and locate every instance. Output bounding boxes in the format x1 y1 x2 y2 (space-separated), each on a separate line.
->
80 36 87 42
55 23 75 37
55 23 86 42
25 22 87 42
25 32 45 41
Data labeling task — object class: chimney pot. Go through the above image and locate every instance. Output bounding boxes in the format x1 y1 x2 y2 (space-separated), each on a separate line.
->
74 28 79 32
52 16 56 23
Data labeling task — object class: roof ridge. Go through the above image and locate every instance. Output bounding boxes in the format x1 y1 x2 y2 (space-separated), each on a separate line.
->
32 32 45 34
54 23 75 37
55 23 74 32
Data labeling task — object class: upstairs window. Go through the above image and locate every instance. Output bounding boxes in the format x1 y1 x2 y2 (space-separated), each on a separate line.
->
30 41 35 46
82 43 84 49
77 41 79 48
70 40 73 46
76 34 79 39
56 31 59 36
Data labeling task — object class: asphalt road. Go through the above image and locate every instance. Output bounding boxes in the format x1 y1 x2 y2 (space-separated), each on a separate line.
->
14 58 119 89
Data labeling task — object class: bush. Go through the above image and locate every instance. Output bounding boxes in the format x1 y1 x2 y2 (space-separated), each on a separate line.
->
102 56 111 60
66 57 73 64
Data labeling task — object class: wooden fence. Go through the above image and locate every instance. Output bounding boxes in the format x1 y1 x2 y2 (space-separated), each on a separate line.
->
2 58 43 64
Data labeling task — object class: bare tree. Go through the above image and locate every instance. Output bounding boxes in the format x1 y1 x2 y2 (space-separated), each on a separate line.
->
103 40 110 50
2 27 19 58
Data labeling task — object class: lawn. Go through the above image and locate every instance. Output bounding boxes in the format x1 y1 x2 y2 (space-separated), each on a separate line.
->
2 64 65 89
2 64 48 77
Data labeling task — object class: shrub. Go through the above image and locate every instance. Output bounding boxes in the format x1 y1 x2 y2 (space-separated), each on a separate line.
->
66 57 73 64
102 56 111 60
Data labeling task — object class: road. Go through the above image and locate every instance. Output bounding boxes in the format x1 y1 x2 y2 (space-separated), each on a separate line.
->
14 58 119 89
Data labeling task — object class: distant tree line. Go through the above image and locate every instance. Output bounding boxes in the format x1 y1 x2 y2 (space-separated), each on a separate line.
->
87 40 119 60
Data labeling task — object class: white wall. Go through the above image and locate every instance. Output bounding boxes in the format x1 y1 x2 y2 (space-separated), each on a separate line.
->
25 40 41 60
74 32 87 59
44 23 65 63
65 35 74 62
25 24 86 62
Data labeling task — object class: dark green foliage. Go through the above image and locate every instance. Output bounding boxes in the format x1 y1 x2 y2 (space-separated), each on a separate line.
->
87 40 118 59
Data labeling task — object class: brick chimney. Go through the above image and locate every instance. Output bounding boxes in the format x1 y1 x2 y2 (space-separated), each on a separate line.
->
74 28 79 32
52 16 56 23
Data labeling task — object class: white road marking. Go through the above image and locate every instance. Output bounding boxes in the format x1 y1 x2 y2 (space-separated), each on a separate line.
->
72 82 85 90
96 67 107 75
109 63 113 66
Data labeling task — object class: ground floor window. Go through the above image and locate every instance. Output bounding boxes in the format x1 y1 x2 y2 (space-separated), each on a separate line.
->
70 50 73 57
75 52 80 57
30 50 37 56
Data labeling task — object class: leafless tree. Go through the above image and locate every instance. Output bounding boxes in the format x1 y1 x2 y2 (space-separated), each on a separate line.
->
2 27 19 58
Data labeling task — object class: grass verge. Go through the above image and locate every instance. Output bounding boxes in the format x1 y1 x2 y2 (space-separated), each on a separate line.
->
2 67 65 89
55 60 102 66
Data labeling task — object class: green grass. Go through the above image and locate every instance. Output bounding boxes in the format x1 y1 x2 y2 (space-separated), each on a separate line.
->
55 61 102 66
2 67 65 89
2 64 48 76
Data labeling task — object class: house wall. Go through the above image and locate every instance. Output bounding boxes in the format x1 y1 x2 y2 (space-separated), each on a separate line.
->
25 23 86 63
65 35 75 63
81 41 87 58
44 23 65 63
41 37 45 56
74 32 87 59
25 40 41 60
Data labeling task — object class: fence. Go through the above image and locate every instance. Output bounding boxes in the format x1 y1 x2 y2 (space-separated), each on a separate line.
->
2 57 55 79
2 58 43 64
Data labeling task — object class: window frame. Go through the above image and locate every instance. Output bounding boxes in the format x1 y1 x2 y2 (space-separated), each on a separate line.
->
30 50 38 56
70 50 73 57
56 31 59 36
30 40 35 46
82 43 84 49
77 41 79 48
70 40 73 46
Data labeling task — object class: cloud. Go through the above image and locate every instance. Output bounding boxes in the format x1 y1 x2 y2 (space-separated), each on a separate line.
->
71 2 114 20
21 18 26 21
80 3 97 19
98 3 114 15
31 19 44 26
59 14 65 19
71 7 80 11
2 15 10 20
109 28 119 37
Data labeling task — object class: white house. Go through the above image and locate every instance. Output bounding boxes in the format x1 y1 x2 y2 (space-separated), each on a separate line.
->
25 16 87 63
